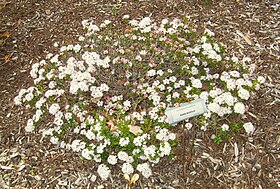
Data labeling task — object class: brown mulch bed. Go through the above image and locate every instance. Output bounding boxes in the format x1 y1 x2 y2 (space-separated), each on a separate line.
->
0 0 279 188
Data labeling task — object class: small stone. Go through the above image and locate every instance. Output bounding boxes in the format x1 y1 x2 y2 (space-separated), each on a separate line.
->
45 10 51 15
255 163 261 169
172 179 179 186
58 180 68 186
34 175 41 181
90 174 97 183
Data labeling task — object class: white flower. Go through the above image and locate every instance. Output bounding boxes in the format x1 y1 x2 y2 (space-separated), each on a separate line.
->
169 76 177 82
123 100 131 108
243 122 255 135
119 137 130 147
156 128 169 141
236 78 246 87
65 112 73 120
97 164 110 181
88 24 100 32
25 92 34 101
50 136 59 144
33 109 43 122
73 44 81 52
138 17 151 28
49 103 60 115
168 133 176 140
226 79 236 91
122 14 130 19
204 28 215 36
257 76 265 84
213 43 220 52
142 26 152 33
159 142 171 157
202 43 212 51
163 78 169 85
136 163 152 178
71 139 84 152
78 36 85 41
158 84 165 91
192 46 201 53
14 95 22 105
122 163 134 175
200 91 209 102
208 102 220 114
245 79 253 87
25 119 35 132
209 88 222 98
191 78 202 88
191 67 198 75
147 69 156 77
50 54 59 63
144 145 156 158
30 68 38 78
133 136 144 146
139 50 147 56
85 130 95 140
172 92 180 98
221 124 229 131
93 154 102 163
220 72 230 81
161 18 168 25
229 71 240 78
238 88 250 100
82 148 93 160
107 155 118 165
223 92 235 106
179 80 185 86
234 102 246 114
118 151 129 162
129 19 138 26
48 81 56 89
185 122 193 130
96 144 105 154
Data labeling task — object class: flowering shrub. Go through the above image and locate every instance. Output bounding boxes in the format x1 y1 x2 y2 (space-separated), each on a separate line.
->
14 16 265 180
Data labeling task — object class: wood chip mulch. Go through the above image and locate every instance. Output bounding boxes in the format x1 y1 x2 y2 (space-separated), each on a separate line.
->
0 0 279 188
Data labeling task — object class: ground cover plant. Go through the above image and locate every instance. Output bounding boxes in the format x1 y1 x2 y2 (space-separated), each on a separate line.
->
14 16 266 181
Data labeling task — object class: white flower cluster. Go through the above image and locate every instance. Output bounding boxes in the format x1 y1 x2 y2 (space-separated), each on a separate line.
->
136 163 152 178
14 16 264 181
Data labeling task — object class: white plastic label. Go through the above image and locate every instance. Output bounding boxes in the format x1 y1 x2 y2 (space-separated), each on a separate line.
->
165 98 207 124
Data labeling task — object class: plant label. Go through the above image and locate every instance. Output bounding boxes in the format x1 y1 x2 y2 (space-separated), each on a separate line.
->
165 98 207 124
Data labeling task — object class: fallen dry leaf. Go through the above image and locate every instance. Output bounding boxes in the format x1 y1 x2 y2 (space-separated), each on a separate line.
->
124 173 139 189
128 125 142 135
107 120 118 131
130 174 139 184
5 54 12 63
0 1 11 6
17 19 22 25
236 30 252 45
0 32 11 38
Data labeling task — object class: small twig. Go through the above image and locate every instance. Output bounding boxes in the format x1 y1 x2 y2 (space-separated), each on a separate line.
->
270 93 280 99
47 174 62 185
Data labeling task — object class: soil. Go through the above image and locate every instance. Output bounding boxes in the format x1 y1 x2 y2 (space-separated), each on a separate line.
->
0 0 279 188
